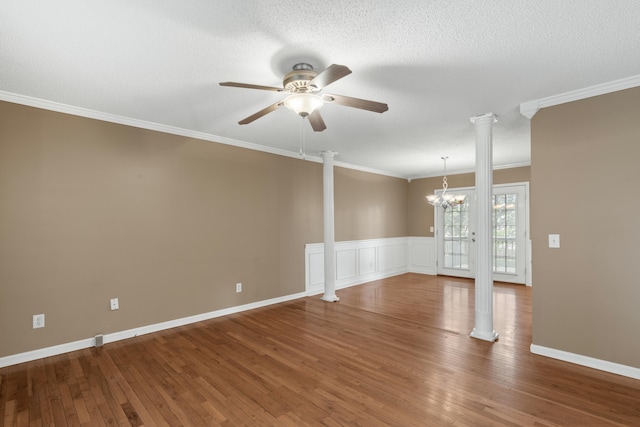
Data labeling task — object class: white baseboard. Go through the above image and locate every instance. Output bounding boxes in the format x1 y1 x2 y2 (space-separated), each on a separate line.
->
0 291 307 368
530 344 640 380
408 264 436 275
3 236 437 368
306 268 410 296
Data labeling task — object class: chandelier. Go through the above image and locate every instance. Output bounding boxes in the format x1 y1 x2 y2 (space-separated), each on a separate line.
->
426 156 466 209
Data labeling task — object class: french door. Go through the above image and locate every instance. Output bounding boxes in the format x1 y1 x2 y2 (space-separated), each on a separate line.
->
436 183 528 284
436 188 476 279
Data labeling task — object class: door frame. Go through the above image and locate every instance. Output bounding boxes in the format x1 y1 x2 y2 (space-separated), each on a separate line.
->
434 186 476 279
434 182 531 285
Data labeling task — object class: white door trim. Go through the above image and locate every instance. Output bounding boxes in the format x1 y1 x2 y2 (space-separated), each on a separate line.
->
434 182 531 285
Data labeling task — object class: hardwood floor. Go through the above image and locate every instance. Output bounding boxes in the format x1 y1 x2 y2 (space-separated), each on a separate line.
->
2 273 639 426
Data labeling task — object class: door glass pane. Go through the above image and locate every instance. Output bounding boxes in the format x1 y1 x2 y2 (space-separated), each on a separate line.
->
493 193 517 274
443 200 469 270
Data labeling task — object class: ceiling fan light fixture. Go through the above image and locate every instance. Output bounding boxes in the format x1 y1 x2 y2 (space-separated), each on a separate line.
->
284 93 324 117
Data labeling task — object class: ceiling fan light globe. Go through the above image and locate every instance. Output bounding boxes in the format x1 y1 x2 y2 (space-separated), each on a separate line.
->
284 93 324 117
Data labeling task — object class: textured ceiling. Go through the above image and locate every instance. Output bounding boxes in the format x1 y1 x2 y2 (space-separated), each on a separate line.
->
2 1 639 178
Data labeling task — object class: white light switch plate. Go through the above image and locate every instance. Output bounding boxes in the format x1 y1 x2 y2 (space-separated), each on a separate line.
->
548 234 560 248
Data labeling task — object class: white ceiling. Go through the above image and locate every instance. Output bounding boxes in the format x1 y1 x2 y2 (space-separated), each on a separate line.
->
2 1 639 178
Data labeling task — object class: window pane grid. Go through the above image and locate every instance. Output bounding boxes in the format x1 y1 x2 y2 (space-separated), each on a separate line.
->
443 200 469 269
493 193 517 274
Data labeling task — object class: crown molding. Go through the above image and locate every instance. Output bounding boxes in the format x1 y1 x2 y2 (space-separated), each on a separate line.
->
0 90 298 157
407 161 531 181
520 74 640 119
0 91 404 179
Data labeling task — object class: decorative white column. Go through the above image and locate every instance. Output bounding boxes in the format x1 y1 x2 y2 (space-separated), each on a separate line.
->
321 151 340 302
470 113 498 341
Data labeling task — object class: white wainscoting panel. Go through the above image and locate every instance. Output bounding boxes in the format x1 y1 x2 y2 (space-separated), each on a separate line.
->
336 249 357 280
305 236 435 295
394 244 408 269
408 237 436 275
358 246 376 275
378 244 395 272
307 252 324 289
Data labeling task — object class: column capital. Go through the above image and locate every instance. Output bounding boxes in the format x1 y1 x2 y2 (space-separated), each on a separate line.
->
320 150 338 159
469 112 497 124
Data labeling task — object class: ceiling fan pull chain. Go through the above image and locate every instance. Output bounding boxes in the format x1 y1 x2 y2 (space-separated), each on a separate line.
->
299 116 306 159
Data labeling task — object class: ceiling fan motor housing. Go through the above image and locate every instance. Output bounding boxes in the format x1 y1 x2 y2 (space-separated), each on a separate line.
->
283 63 319 93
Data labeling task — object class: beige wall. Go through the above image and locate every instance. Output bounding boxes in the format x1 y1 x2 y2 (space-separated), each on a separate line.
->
531 87 640 368
335 167 408 241
408 167 530 236
0 101 407 357
8 82 636 370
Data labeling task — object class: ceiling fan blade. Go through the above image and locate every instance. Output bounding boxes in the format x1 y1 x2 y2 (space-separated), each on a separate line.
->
220 82 284 92
322 93 389 113
307 110 327 132
309 64 352 89
238 100 284 125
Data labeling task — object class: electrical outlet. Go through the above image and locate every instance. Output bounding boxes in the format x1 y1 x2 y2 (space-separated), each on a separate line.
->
110 298 119 310
236 283 242 293
33 314 45 329
548 234 560 248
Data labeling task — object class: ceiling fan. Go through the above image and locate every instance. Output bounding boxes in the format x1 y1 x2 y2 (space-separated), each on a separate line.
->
219 63 388 132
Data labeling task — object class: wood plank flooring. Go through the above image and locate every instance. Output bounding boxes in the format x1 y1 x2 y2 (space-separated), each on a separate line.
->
2 273 639 426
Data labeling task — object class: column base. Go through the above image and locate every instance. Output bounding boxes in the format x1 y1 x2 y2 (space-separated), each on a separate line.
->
321 294 340 302
470 328 499 342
